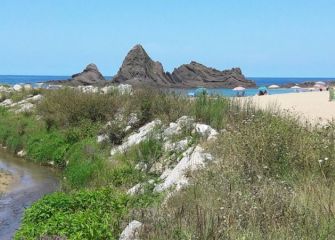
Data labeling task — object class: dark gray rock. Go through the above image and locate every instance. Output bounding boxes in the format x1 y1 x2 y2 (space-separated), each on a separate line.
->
171 61 256 88
113 45 256 88
112 44 175 87
69 64 106 86
47 64 106 86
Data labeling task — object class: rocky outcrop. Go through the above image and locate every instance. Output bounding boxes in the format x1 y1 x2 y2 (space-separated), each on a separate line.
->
49 64 106 86
110 120 162 156
154 145 213 193
113 45 175 87
68 64 106 86
113 45 255 88
171 61 256 88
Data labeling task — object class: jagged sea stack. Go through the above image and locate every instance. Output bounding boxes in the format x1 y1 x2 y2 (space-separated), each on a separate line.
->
171 61 256 88
113 44 175 87
68 63 106 86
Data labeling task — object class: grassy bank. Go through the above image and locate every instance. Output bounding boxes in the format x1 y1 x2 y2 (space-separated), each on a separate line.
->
0 88 334 239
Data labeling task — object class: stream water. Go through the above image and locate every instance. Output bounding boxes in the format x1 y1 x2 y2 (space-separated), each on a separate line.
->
0 150 59 239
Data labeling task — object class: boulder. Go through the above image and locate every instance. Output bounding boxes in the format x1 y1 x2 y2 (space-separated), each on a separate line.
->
119 220 142 240
78 85 99 93
195 123 218 140
154 146 213 192
110 120 162 156
13 84 23 91
0 99 13 107
15 102 34 113
17 150 26 157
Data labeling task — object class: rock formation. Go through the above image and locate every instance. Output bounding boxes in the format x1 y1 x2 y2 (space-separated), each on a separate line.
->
113 45 256 88
68 64 106 86
113 44 174 87
171 61 256 88
48 64 106 86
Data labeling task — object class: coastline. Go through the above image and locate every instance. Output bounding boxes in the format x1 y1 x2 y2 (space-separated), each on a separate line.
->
249 91 334 124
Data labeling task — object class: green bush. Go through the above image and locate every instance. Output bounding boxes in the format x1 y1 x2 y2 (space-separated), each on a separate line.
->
64 139 105 189
37 88 120 128
15 188 130 240
26 131 69 167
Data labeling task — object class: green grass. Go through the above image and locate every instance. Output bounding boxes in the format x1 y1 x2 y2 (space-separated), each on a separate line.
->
139 112 335 240
14 188 130 240
0 88 333 239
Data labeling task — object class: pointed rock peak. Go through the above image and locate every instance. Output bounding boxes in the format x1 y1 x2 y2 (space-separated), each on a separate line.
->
125 44 150 60
190 61 202 65
84 63 99 72
131 44 145 51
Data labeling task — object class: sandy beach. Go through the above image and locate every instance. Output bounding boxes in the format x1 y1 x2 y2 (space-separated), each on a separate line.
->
249 91 335 124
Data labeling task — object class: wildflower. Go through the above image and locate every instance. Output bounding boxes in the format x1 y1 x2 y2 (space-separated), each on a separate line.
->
325 157 329 161
318 159 323 164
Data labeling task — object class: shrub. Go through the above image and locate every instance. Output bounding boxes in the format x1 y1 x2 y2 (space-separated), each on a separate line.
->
37 88 119 128
15 188 130 240
64 139 105 189
26 131 69 167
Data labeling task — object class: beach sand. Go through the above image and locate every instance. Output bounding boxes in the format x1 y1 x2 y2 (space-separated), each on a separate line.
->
249 91 334 124
0 169 19 193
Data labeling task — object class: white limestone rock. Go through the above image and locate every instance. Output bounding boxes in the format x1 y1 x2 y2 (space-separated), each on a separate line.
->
195 123 218 140
101 86 115 94
17 150 26 157
154 146 213 192
0 99 13 107
30 94 43 101
97 134 109 143
13 84 23 91
127 183 143 195
163 116 195 138
119 220 142 240
163 138 190 152
15 102 34 113
111 120 161 156
118 84 133 95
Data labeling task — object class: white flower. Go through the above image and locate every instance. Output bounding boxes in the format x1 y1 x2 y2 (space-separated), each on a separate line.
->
318 159 323 164
325 157 329 161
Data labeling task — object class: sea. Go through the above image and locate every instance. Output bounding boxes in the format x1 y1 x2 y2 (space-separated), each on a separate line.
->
0 75 334 97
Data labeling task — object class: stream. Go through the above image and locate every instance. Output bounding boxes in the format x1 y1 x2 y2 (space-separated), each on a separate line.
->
0 149 59 239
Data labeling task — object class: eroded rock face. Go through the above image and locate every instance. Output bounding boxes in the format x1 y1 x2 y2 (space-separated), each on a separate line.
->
113 44 174 87
69 64 106 86
113 45 255 88
154 146 213 192
171 61 256 88
110 120 162 156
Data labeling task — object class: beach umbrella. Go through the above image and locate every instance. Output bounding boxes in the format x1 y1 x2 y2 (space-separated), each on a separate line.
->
291 86 301 89
268 84 280 89
233 86 246 91
258 86 267 91
315 81 326 85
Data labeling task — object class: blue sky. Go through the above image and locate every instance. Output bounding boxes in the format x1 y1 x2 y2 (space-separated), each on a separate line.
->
0 0 334 77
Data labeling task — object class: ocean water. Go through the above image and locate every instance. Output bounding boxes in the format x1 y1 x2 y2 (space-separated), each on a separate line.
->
0 75 333 97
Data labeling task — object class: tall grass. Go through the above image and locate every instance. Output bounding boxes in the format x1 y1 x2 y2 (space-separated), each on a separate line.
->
1 88 333 239
139 112 335 239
